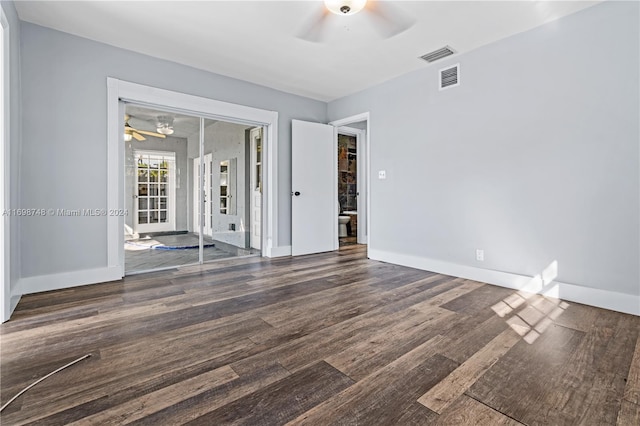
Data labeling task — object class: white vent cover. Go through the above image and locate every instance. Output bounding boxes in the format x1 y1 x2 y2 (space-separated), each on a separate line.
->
439 64 460 90
420 46 456 63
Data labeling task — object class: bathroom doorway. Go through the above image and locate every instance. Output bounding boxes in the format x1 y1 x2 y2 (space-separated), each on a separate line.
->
336 123 367 247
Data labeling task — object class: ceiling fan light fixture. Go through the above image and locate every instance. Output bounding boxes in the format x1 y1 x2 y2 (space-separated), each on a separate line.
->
156 124 174 135
324 0 367 16
156 115 175 135
123 133 133 142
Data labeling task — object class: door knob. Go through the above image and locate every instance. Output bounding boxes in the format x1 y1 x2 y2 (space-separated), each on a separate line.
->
292 191 301 196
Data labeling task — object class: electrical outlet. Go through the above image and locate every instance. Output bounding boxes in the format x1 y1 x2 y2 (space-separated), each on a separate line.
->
229 223 236 231
476 249 484 262
378 170 386 179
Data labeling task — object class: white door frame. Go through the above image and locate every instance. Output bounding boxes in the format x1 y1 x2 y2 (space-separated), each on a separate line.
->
107 78 279 278
249 127 262 250
329 113 371 248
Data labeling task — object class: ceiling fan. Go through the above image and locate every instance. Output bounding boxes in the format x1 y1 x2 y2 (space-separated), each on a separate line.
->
124 115 167 142
298 0 415 42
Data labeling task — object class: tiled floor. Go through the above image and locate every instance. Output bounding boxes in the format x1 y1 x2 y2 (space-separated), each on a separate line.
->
125 233 259 273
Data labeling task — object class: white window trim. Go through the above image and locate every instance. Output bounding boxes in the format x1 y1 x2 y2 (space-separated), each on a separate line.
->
107 78 279 278
133 150 177 234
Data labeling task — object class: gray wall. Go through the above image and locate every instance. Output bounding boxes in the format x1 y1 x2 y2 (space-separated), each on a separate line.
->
125 136 189 233
328 1 639 297
1 0 22 311
19 22 326 279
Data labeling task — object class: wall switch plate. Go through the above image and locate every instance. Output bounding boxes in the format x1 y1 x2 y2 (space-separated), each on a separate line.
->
378 170 386 179
476 249 484 262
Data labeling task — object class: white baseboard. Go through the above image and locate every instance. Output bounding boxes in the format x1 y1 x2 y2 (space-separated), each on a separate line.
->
15 266 123 296
266 245 292 258
368 249 640 316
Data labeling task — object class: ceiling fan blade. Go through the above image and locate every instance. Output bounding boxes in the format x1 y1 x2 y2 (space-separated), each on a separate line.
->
132 132 146 141
365 0 415 39
135 129 167 138
297 5 331 43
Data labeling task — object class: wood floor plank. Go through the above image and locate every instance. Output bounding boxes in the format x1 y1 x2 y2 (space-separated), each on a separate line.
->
617 400 640 425
127 361 291 426
411 280 483 311
186 361 353 425
465 321 586 425
624 331 640 405
434 395 525 425
325 306 455 380
287 336 457 425
417 328 521 414
393 402 440 425
440 283 517 322
437 313 510 365
67 365 239 425
568 314 639 425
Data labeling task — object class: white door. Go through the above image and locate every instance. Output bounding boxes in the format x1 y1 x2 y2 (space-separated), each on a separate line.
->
291 120 337 256
193 155 213 236
250 127 262 250
134 151 176 233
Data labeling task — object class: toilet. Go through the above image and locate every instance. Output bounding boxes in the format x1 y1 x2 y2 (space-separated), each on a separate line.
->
338 215 351 237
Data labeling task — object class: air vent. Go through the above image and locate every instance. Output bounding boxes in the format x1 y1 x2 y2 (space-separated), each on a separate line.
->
439 64 460 90
420 46 456 63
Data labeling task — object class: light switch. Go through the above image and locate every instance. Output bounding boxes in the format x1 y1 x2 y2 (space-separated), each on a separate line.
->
378 170 386 179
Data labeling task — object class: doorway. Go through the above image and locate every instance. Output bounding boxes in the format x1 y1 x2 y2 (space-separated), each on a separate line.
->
331 114 369 247
337 131 358 247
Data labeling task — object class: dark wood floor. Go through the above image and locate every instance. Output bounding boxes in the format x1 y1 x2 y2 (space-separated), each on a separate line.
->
1 245 639 425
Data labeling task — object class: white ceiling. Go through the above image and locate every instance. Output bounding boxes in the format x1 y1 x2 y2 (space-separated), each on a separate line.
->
15 1 601 102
